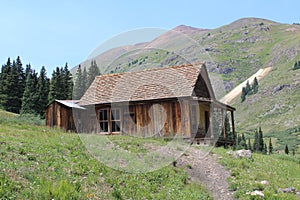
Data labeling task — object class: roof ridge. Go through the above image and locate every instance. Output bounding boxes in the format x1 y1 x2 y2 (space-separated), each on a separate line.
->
96 62 205 78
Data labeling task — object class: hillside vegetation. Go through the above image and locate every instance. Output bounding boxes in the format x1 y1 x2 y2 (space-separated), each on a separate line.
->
1 110 300 199
0 110 211 199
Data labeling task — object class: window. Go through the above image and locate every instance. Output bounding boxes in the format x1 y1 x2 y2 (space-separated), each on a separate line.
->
99 108 121 133
111 108 120 132
99 109 109 132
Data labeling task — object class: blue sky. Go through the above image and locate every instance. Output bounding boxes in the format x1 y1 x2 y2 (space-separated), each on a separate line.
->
0 0 299 73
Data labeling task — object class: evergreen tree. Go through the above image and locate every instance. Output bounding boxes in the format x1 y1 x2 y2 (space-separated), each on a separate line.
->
262 143 267 154
269 138 273 154
224 114 232 141
254 130 259 152
241 87 246 102
4 57 25 113
237 134 241 145
0 58 11 109
285 144 289 155
37 66 50 117
82 67 88 93
63 63 73 99
245 81 251 94
248 138 252 151
241 133 246 149
252 77 259 94
292 149 295 156
258 127 264 152
48 67 61 103
87 60 100 88
73 65 84 99
21 71 39 115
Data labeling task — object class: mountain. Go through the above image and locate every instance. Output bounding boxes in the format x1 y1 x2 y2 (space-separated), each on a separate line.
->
76 17 300 141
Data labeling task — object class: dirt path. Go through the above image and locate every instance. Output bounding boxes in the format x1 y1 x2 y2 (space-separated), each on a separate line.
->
220 67 272 104
177 147 233 200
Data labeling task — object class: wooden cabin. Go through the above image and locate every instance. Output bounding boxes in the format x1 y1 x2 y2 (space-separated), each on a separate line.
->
45 100 85 132
46 63 236 145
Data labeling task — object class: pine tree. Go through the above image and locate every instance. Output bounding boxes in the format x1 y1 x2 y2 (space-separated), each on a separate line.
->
87 60 100 88
4 57 25 113
62 63 73 99
0 58 11 109
48 67 60 103
262 143 267 154
224 114 232 141
241 87 246 102
252 77 259 94
245 81 251 95
20 71 39 115
292 149 295 156
73 65 84 99
269 138 273 154
285 144 289 155
37 66 50 117
241 133 246 149
254 130 259 152
258 127 264 152
82 67 88 93
248 138 252 151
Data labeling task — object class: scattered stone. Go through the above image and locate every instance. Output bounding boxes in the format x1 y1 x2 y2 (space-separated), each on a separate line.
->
296 191 300 198
260 180 269 185
278 187 295 193
272 84 290 94
248 190 264 198
229 150 252 159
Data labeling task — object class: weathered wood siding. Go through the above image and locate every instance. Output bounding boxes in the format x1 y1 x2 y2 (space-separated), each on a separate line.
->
94 99 193 137
45 101 76 131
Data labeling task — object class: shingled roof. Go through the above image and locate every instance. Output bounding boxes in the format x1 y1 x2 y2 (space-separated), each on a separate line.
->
79 63 215 106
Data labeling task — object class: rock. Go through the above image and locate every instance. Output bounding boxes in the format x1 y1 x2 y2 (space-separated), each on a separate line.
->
249 190 264 198
296 191 300 198
272 84 290 94
278 187 295 193
260 180 269 185
231 150 252 159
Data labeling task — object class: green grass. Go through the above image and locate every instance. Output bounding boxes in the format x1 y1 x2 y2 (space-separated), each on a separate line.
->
0 110 211 199
211 147 300 200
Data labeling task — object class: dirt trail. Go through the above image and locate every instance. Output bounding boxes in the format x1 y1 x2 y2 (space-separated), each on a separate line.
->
220 67 272 104
177 147 233 200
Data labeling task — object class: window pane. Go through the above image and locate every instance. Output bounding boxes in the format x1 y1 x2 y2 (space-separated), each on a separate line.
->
111 109 120 120
112 121 120 132
100 122 108 132
103 110 108 120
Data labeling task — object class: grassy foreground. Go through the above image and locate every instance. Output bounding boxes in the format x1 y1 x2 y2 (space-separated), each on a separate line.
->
0 110 211 200
211 147 300 199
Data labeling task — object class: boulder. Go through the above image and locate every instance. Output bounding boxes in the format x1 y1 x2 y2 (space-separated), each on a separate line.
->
260 180 269 185
277 187 295 193
230 150 252 159
249 190 264 198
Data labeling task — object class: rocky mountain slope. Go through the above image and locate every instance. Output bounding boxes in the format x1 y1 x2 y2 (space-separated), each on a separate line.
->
77 17 300 141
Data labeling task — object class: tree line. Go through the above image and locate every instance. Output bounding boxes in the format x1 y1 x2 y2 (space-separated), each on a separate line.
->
236 127 296 156
0 56 100 117
241 77 259 102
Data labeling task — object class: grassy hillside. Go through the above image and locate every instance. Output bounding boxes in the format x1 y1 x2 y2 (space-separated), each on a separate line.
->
1 110 300 199
0 110 211 199
210 147 300 200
